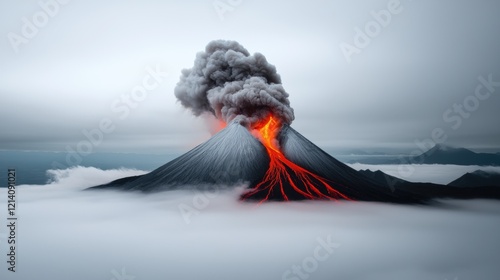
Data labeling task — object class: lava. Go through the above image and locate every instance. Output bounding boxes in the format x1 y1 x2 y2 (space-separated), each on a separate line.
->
241 116 351 202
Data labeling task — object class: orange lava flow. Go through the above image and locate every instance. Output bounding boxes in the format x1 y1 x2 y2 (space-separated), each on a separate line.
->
241 116 351 202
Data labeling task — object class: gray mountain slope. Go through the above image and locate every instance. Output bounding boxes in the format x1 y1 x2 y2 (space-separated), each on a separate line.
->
448 170 500 187
89 120 269 192
278 125 427 202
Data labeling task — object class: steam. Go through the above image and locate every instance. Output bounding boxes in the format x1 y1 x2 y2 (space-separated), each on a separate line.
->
174 40 294 127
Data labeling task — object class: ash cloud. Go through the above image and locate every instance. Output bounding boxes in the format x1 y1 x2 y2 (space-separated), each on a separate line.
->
174 40 294 127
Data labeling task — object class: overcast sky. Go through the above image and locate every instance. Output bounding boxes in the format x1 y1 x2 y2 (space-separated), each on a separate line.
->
1 0 499 153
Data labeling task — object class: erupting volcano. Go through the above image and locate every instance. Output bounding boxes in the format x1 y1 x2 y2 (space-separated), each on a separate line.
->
241 115 351 202
88 40 500 203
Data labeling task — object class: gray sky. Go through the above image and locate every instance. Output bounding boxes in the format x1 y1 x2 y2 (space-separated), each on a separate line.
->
1 0 499 153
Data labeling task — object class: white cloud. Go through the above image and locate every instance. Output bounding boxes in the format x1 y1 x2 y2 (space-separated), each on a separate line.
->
0 166 499 280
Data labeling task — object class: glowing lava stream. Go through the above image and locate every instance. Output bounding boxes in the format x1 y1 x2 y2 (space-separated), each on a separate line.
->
241 116 351 203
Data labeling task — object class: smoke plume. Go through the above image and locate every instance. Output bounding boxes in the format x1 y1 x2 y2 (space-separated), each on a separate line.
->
174 40 294 127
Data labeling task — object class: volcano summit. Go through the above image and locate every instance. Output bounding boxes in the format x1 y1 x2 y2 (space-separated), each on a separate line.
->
89 40 500 203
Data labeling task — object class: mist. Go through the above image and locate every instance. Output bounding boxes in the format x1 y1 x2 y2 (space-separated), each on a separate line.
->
0 166 499 280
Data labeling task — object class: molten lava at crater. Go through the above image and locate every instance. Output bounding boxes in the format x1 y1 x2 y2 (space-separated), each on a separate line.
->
241 115 351 202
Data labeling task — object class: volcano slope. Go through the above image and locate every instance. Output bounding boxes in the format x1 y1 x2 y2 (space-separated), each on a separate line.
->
90 120 269 192
274 125 500 202
88 120 500 203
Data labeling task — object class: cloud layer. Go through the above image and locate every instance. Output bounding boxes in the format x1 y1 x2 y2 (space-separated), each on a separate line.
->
0 166 499 280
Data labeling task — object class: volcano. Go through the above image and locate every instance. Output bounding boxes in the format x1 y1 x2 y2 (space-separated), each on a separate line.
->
88 40 500 203
89 116 500 203
89 118 390 201
86 116 469 203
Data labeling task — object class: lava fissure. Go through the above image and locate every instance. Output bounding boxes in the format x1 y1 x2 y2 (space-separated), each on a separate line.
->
241 116 351 202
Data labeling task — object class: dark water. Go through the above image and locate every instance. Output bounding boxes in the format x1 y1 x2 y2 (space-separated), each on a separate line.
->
0 151 177 186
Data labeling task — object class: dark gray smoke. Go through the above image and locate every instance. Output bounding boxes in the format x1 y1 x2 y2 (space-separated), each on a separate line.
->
174 40 294 127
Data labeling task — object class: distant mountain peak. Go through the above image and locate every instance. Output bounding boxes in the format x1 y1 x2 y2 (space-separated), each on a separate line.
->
414 144 500 166
434 143 449 150
429 144 462 153
469 169 500 177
